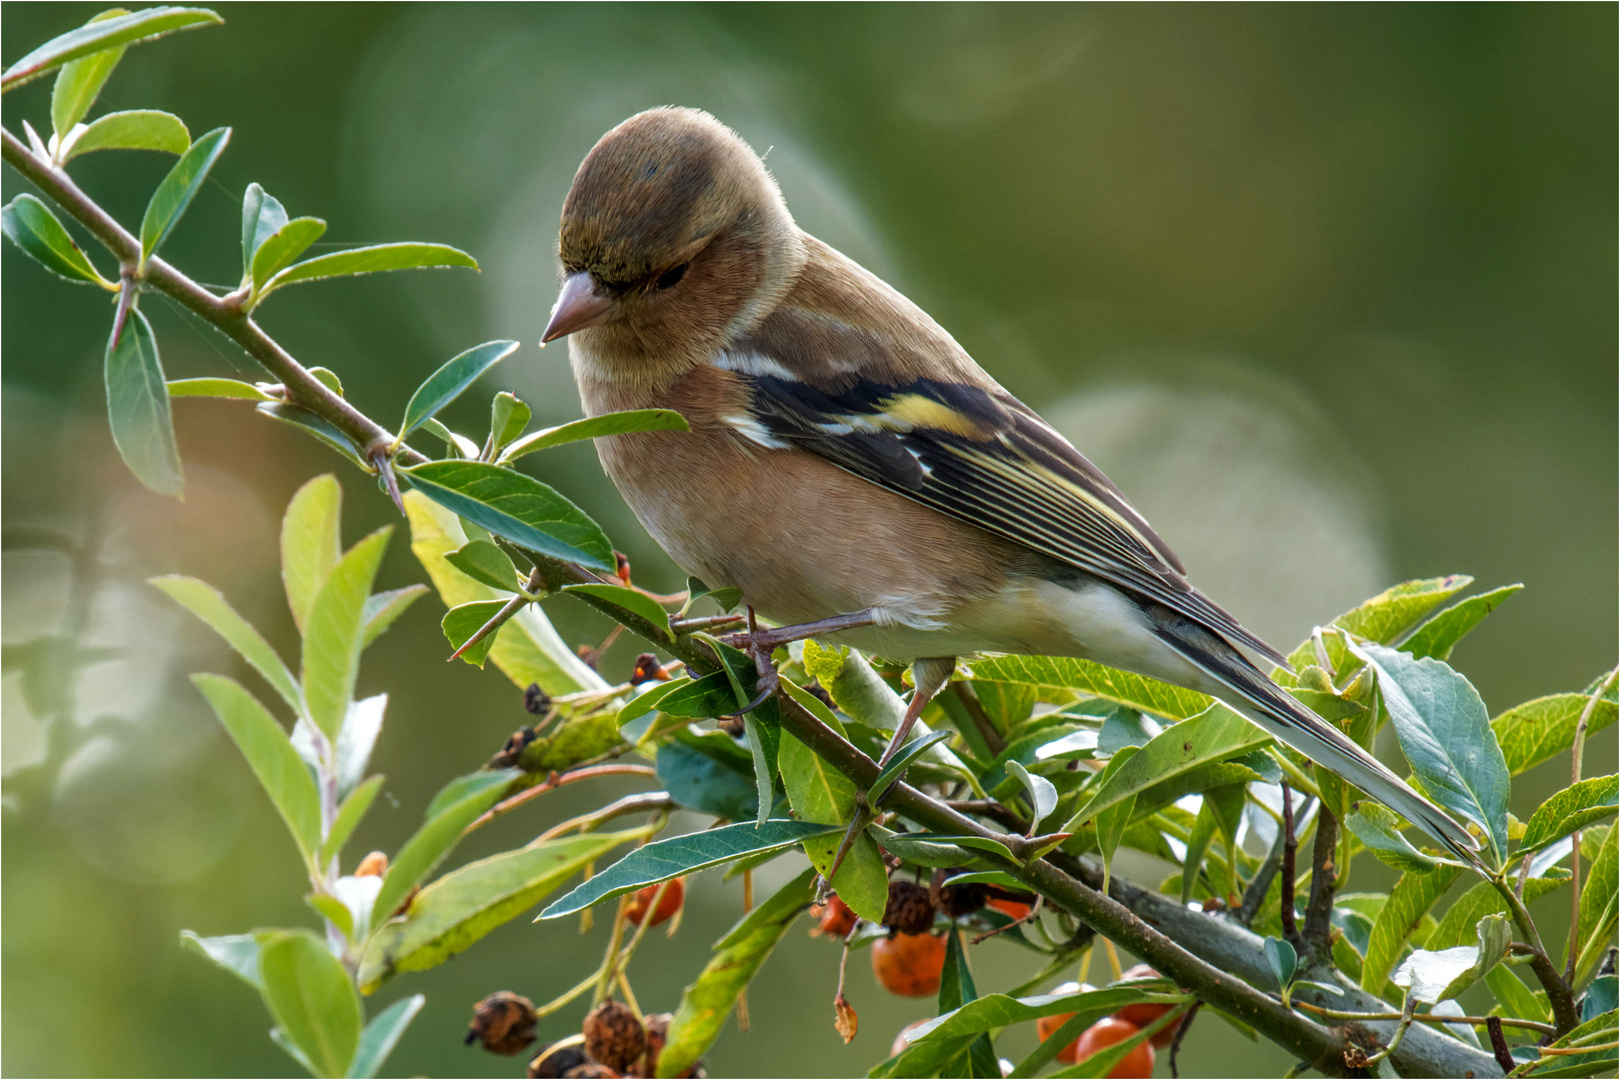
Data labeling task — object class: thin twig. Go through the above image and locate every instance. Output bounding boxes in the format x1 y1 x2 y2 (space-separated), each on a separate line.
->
1168 1002 1201 1079
1301 804 1339 963
1280 779 1298 940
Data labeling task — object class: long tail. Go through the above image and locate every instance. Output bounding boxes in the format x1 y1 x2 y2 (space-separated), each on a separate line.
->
1147 607 1480 862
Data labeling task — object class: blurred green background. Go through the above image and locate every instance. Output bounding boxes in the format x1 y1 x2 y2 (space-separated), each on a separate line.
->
3 3 1614 1076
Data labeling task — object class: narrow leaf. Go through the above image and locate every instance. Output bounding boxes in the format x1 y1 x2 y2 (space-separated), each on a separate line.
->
346 995 423 1079
151 575 301 712
970 654 1212 721
280 474 342 636
241 182 285 276
258 929 362 1078
1362 866 1460 994
1494 692 1619 776
370 768 521 925
1402 585 1522 661
498 408 690 462
1344 803 1441 874
2 6 222 90
398 341 517 439
334 693 387 800
560 583 671 641
301 528 391 741
258 242 477 301
63 108 189 159
49 10 129 140
138 126 229 264
444 538 520 592
1577 822 1618 966
250 216 327 294
872 730 954 800
167 377 274 400
620 678 692 728
3 194 114 286
1520 775 1618 855
105 307 183 495
402 460 613 570
538 821 840 920
323 775 383 865
873 830 1016 867
191 674 321 862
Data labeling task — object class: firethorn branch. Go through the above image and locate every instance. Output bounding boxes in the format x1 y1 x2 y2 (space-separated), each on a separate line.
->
1 121 1505 1079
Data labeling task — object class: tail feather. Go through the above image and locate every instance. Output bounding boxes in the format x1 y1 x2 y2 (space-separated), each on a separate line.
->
1148 609 1479 862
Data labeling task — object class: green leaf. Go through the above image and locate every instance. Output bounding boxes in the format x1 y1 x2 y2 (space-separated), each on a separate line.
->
1344 803 1441 874
280 474 343 636
682 576 744 617
322 775 383 865
1494 692 1619 776
742 712 778 829
257 930 362 1078
241 182 285 276
180 930 262 990
2 6 222 91
873 830 1016 867
1284 576 1474 673
938 928 998 1077
302 528 391 741
654 672 736 719
440 599 507 666
1265 936 1297 993
1005 760 1057 830
360 586 426 650
191 674 321 862
250 216 327 295
402 491 605 695
346 995 423 1079
777 728 889 923
872 730 955 801
138 126 228 265
656 733 759 821
167 377 274 400
658 869 809 1078
2 194 114 287
307 367 343 396
1577 821 1618 967
398 341 518 439
1393 914 1510 1004
1429 875 1567 952
370 768 521 925
488 392 530 455
970 654 1212 721
1064 703 1269 831
257 242 478 302
357 832 624 993
1521 776 1618 855
63 108 189 159
50 10 129 141
560 583 672 641
151 575 301 712
105 307 184 496
443 539 520 592
1362 866 1460 994
620 678 691 727
1485 964 1551 1026
401 460 613 570
1359 643 1509 863
255 403 369 470
1401 585 1522 661
307 894 354 940
538 820 839 920
498 408 690 462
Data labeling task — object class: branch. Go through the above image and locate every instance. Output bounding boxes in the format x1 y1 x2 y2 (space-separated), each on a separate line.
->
1301 803 1339 964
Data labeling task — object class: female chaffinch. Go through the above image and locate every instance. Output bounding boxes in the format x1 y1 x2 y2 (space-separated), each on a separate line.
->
541 106 1476 861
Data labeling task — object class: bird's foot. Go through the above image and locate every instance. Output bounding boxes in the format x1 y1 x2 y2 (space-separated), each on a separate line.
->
717 608 877 658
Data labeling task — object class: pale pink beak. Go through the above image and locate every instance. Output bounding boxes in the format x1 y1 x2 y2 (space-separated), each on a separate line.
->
541 272 613 343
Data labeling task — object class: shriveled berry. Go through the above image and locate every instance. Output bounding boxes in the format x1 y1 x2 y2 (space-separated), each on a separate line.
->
465 991 538 1055
883 880 934 936
624 877 684 927
1035 1012 1081 1064
581 1000 645 1074
1073 1017 1154 1078
1114 964 1184 1047
524 683 551 715
641 1013 670 1077
528 1036 588 1078
931 868 987 917
872 932 946 997
810 895 857 938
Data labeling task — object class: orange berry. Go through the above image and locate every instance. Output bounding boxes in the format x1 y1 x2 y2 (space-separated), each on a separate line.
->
988 897 1032 921
1074 1017 1154 1079
1115 964 1183 1047
871 932 946 997
890 1018 930 1058
810 895 858 938
624 877 684 927
1035 1012 1081 1064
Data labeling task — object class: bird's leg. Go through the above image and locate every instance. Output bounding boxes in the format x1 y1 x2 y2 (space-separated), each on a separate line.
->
822 657 957 891
718 608 878 716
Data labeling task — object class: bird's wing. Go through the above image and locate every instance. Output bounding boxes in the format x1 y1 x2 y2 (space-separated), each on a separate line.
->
718 351 1291 669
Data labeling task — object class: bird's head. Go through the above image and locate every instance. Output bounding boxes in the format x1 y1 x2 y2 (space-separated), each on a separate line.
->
544 107 804 369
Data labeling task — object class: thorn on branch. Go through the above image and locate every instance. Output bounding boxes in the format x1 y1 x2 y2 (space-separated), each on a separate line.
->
369 446 406 515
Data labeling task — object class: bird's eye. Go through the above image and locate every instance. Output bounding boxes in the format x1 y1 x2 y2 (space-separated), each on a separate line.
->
653 262 689 291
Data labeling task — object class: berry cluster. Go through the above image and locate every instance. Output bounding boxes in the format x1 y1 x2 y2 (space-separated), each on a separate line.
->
1034 965 1184 1078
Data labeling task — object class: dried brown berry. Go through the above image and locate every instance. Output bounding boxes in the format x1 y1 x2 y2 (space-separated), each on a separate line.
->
630 652 669 684
563 1064 620 1079
489 727 537 768
582 1000 645 1074
930 868 987 917
883 880 934 936
641 1013 671 1077
466 991 538 1055
524 683 551 715
529 1035 588 1078
354 850 388 878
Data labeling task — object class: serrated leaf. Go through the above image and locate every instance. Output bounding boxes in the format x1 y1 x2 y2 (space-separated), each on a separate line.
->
538 821 839 920
443 539 520 592
3 6 222 91
167 377 274 400
370 768 520 925
1521 776 1618 855
302 528 391 741
3 194 115 287
360 586 426 649
1402 585 1522 661
250 216 327 295
138 126 228 265
498 408 690 462
151 575 301 712
358 832 624 993
280 474 342 636
258 929 362 1077
255 403 369 470
64 108 189 159
1363 866 1460 994
346 995 423 1079
401 460 612 570
180 930 262 990
1345 803 1441 873
105 307 184 496
398 341 517 439
1494 692 1619 776
970 654 1212 721
191 674 321 862
50 10 130 141
257 242 477 302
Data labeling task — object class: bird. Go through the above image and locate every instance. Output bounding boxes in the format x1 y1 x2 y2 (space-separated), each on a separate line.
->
539 105 1478 866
